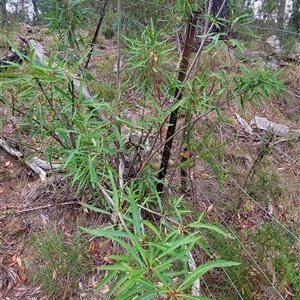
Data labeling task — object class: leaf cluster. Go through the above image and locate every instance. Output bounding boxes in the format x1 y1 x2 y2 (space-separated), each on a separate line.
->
81 192 239 300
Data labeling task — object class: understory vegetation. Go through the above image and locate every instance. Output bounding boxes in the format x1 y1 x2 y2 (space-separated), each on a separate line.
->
0 0 300 299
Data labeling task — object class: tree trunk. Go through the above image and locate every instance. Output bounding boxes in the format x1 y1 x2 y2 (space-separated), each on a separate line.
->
207 0 229 33
31 0 41 23
277 0 286 28
0 0 7 21
84 0 110 69
291 0 300 31
156 13 198 195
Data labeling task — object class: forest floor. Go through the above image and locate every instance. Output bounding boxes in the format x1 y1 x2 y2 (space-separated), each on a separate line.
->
0 25 300 300
0 26 120 300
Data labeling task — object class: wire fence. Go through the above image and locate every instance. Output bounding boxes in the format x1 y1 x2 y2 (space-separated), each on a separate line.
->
95 5 300 298
3 2 300 298
164 96 300 297
166 116 300 298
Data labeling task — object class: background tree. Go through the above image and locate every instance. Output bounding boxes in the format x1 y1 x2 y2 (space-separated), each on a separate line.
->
31 0 41 23
208 0 230 33
290 0 300 32
277 0 287 27
252 0 288 29
0 0 7 22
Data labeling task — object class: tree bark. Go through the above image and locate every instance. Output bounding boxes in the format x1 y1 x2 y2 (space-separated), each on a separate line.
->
156 13 198 195
277 0 286 28
291 0 300 31
0 0 7 21
31 0 41 23
206 0 229 33
84 0 110 69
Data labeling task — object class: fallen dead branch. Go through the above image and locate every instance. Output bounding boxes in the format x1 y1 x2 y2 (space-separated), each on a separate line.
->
0 136 61 181
17 201 78 213
20 37 108 123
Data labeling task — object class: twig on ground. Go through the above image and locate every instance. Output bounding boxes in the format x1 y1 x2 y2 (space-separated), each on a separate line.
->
31 157 61 170
0 136 61 181
0 137 22 158
188 251 201 296
17 201 78 213
24 160 47 181
136 203 181 227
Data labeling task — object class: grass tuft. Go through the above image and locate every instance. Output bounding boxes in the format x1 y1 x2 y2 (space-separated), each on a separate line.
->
28 226 90 298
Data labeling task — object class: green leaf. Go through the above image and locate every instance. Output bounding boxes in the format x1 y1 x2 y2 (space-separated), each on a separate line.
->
108 170 120 208
142 220 161 240
188 223 234 239
80 227 130 247
126 231 148 267
179 260 240 291
37 104 44 129
104 270 132 299
94 269 118 291
79 202 111 215
114 269 148 299
127 189 141 236
99 264 128 272
155 234 199 261
88 155 98 188
178 294 212 300
166 98 186 115
152 66 158 73
119 278 169 300
6 39 27 63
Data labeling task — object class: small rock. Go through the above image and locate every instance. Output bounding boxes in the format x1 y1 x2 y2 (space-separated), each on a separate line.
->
294 41 300 59
262 61 280 71
266 35 281 53
252 116 290 136
4 218 25 236
239 50 264 62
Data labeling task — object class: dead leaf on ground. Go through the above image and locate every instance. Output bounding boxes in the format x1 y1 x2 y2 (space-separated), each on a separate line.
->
91 277 99 288
16 256 22 268
99 239 110 253
206 204 214 213
103 256 113 264
52 269 57 280
19 266 26 283
4 161 12 168
65 231 72 238
284 286 294 297
99 284 110 295
181 150 190 159
89 240 95 251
